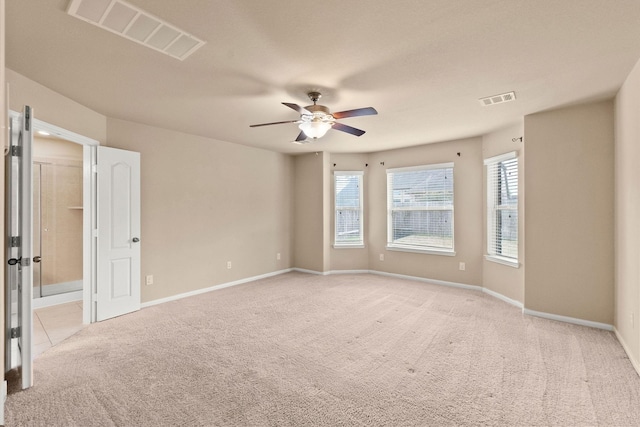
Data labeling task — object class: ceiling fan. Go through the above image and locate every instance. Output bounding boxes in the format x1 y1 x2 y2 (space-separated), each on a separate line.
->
250 91 378 143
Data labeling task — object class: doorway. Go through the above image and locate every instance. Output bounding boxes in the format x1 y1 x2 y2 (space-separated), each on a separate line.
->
32 136 83 308
8 111 99 322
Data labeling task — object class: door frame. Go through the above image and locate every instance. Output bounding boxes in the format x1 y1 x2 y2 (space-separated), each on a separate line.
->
10 111 99 324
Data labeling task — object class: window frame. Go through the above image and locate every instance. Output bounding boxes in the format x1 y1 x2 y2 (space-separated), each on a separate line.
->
484 151 519 268
333 171 364 248
386 162 455 256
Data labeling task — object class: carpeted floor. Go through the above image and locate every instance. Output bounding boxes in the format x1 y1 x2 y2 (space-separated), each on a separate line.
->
5 272 640 426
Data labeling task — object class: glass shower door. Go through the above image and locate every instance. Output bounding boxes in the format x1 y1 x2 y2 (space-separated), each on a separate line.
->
32 160 83 299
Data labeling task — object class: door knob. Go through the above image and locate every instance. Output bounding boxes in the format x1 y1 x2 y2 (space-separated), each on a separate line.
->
33 256 41 263
132 237 140 243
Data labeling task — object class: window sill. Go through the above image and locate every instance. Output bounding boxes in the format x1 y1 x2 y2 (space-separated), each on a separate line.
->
485 255 520 268
386 245 456 257
333 244 365 249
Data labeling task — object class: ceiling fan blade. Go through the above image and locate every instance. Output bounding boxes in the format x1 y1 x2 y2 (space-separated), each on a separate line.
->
249 120 299 128
332 107 378 119
295 131 307 141
332 122 366 137
282 102 312 115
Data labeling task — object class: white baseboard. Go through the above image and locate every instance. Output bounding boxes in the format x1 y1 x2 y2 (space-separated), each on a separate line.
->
141 268 293 308
614 328 640 377
142 267 614 335
369 269 482 292
291 268 326 275
482 287 524 309
523 308 614 331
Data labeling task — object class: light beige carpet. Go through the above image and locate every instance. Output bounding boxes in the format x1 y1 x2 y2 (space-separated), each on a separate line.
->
5 272 640 426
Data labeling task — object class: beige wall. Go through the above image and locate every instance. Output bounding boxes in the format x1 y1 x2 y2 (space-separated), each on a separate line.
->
367 138 484 286
482 122 525 303
524 101 614 324
329 153 370 271
107 118 294 303
5 68 107 144
614 57 640 369
293 152 327 272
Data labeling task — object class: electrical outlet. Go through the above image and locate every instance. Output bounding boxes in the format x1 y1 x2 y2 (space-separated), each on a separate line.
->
459 262 466 271
145 275 153 286
277 253 281 260
227 261 232 269
379 254 384 261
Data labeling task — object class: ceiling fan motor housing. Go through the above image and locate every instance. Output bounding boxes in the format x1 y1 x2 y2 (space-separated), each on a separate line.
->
303 104 334 123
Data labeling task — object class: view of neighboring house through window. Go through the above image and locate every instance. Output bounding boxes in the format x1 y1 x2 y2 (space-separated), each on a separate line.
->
334 171 364 247
485 152 518 266
386 163 454 254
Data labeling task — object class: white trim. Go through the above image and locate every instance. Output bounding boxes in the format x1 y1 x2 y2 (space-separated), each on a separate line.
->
614 328 640 377
326 269 370 275
482 287 523 309
33 290 83 309
485 255 520 268
387 245 456 256
10 110 100 146
387 162 454 174
291 267 326 275
370 270 481 292
483 150 518 165
333 244 365 249
140 269 294 308
523 308 613 331
333 170 364 176
137 268 617 337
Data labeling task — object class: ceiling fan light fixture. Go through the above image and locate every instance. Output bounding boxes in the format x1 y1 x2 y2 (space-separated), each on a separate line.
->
298 121 332 139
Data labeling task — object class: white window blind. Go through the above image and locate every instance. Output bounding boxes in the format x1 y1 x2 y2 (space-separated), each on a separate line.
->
334 171 364 247
386 163 454 254
485 152 518 263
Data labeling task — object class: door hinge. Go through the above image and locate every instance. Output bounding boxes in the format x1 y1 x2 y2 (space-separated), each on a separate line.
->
9 236 21 247
10 327 20 339
9 146 22 157
24 107 31 131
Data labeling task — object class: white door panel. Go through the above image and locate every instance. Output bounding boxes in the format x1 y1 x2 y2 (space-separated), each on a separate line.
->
5 106 34 389
96 147 140 321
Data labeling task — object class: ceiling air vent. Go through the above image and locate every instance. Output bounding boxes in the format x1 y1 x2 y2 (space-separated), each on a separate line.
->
479 91 516 107
67 0 205 61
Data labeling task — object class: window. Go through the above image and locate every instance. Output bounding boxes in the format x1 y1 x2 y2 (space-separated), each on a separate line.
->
334 171 364 247
386 163 454 254
485 152 518 267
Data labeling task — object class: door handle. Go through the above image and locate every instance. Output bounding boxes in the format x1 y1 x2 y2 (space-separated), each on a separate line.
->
8 258 20 266
132 237 140 243
33 256 41 263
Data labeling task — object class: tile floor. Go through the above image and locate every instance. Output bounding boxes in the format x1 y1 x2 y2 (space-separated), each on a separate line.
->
33 301 85 358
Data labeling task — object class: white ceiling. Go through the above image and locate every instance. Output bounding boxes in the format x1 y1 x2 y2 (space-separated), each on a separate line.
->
6 0 640 154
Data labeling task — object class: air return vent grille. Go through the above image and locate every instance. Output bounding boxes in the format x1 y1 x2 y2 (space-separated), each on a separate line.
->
67 0 205 60
479 91 517 107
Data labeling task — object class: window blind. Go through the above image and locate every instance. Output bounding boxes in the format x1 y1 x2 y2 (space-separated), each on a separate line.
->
334 171 364 247
386 163 454 252
485 152 518 261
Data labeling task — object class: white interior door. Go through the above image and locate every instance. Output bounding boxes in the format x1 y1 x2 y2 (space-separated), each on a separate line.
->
4 106 33 389
96 146 141 321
